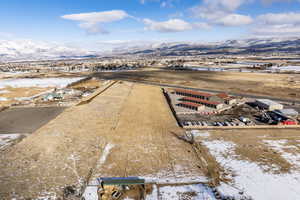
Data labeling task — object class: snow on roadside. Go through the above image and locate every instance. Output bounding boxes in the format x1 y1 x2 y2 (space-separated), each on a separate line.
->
264 140 300 168
203 140 300 200
0 134 23 149
0 77 84 89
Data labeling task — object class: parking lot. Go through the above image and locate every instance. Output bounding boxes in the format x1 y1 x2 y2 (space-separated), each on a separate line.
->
178 100 300 128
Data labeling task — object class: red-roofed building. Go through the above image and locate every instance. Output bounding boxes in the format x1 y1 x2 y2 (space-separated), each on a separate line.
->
177 102 205 111
174 89 212 100
181 96 224 109
216 93 237 105
174 89 236 105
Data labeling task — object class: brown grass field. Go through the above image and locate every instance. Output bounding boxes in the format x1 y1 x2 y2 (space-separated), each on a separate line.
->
0 81 205 199
94 70 300 101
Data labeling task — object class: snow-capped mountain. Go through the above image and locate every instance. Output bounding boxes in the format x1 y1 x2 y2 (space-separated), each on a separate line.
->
1 37 300 61
118 37 300 56
0 40 94 62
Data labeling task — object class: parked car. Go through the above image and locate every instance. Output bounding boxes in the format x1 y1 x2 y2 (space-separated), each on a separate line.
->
225 121 231 126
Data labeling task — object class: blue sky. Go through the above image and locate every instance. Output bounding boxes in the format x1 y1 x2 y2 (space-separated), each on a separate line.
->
1 0 300 49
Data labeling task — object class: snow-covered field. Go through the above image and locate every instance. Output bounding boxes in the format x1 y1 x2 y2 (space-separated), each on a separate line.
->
269 65 300 72
264 140 300 169
203 140 300 200
0 77 84 89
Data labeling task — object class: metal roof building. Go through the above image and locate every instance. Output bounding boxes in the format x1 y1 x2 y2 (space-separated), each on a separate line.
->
255 99 284 111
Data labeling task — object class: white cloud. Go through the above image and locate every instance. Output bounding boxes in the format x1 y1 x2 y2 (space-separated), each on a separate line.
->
61 10 129 34
143 18 210 32
252 24 300 35
140 0 176 7
191 0 248 20
253 12 300 36
257 12 300 25
190 0 253 27
214 14 253 26
261 0 295 4
140 0 159 4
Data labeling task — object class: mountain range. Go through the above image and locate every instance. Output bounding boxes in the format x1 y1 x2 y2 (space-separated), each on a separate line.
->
0 37 299 62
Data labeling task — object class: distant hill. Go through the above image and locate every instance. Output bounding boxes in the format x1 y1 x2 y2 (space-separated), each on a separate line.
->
1 37 300 62
120 37 300 56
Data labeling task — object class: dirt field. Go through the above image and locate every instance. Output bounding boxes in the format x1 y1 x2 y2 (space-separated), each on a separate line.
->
94 70 300 101
200 129 300 173
0 87 50 107
191 128 300 199
0 107 65 134
0 82 205 199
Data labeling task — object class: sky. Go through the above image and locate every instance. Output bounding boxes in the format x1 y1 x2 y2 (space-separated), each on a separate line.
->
0 0 300 50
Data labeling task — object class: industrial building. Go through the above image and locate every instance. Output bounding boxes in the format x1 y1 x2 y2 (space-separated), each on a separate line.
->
175 89 212 100
255 99 284 111
181 96 224 109
217 93 237 105
174 88 236 109
177 102 205 111
274 109 299 118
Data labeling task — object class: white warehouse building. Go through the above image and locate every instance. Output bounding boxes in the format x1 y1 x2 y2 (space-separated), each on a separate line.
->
255 99 284 111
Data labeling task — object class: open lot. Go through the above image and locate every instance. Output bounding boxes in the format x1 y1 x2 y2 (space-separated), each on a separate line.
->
0 107 65 134
190 128 300 199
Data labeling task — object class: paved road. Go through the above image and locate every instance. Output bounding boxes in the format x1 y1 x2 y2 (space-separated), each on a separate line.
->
122 79 300 105
92 70 300 104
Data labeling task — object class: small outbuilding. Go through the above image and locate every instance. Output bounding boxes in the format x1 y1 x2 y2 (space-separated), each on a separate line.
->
274 109 299 118
255 99 283 111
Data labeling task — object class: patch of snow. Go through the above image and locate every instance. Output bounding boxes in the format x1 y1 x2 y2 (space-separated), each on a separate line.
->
203 140 300 200
0 134 22 149
269 65 300 72
82 144 115 200
0 90 9 94
0 77 85 89
158 184 216 200
189 130 210 138
82 179 99 200
0 97 8 101
142 169 208 185
264 140 300 168
146 184 158 200
36 191 57 200
98 143 115 167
